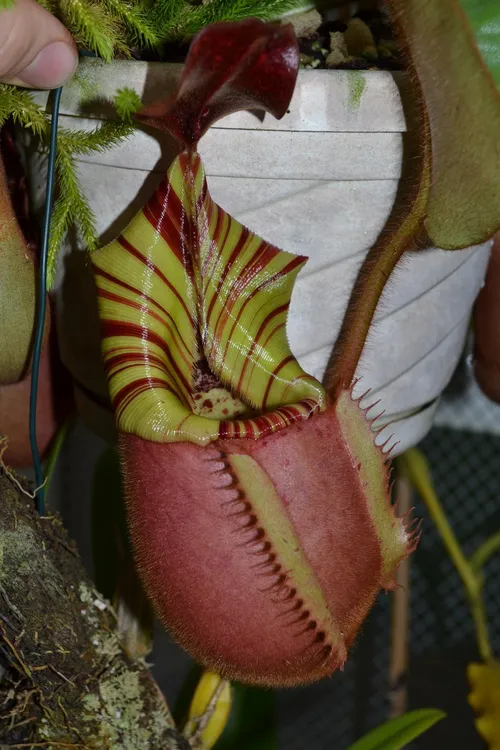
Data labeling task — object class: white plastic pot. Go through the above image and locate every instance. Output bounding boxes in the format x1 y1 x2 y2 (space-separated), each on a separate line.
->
28 59 491 455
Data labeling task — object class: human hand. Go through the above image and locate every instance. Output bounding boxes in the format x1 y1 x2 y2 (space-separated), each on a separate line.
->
474 234 500 403
0 0 77 88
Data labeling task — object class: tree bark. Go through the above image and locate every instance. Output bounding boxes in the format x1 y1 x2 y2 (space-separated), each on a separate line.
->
0 467 190 749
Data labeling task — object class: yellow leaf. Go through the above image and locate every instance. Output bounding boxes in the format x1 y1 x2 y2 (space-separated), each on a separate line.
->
468 661 500 749
184 670 232 750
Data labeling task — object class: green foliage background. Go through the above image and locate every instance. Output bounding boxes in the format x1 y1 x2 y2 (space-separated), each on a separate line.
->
0 0 312 59
459 0 500 86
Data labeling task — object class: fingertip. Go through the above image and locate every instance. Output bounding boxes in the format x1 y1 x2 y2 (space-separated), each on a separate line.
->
16 41 78 89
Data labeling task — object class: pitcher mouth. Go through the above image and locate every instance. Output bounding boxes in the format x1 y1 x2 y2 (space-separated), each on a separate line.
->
93 151 325 446
187 357 323 441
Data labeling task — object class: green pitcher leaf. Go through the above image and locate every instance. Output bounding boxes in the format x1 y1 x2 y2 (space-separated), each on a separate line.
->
460 0 500 87
0 158 39 384
347 709 446 750
388 0 500 249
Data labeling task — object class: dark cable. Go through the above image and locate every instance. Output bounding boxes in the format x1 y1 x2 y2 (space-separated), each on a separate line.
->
29 86 62 516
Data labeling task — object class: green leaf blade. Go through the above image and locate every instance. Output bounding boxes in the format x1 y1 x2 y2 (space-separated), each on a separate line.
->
460 0 500 87
389 0 500 250
347 709 445 750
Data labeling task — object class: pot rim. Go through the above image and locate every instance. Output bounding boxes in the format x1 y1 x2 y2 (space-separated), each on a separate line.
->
31 58 408 133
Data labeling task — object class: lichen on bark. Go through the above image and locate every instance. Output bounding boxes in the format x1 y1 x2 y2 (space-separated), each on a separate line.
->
0 468 190 749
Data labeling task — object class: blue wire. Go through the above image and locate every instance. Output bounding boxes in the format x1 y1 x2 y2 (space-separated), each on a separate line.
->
29 86 63 516
29 52 95 514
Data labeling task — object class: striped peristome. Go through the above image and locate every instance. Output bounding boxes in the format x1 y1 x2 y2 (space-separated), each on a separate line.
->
92 151 325 445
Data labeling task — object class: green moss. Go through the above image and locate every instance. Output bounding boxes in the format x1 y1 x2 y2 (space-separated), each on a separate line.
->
348 71 367 110
71 64 105 105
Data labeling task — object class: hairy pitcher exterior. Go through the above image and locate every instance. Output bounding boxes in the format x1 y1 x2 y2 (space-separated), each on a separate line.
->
91 20 418 686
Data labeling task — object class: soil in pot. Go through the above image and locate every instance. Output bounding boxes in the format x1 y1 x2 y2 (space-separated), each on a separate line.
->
293 6 404 71
123 5 404 72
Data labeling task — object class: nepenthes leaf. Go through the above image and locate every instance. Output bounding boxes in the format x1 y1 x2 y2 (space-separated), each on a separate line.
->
0 149 42 384
327 0 500 393
389 0 500 249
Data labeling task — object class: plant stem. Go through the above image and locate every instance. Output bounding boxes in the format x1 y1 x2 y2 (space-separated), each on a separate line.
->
470 597 492 663
398 449 492 662
470 531 500 576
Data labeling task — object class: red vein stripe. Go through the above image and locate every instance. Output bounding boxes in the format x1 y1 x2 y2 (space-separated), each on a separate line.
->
191 161 318 413
142 153 203 274
117 236 196 328
102 320 194 407
93 266 194 367
92 151 325 445
261 355 296 410
218 399 321 440
208 253 308 408
97 287 193 371
236 306 288 394
113 377 180 420
241 321 287 398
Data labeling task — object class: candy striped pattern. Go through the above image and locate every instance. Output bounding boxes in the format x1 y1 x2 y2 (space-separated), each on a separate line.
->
92 151 325 445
